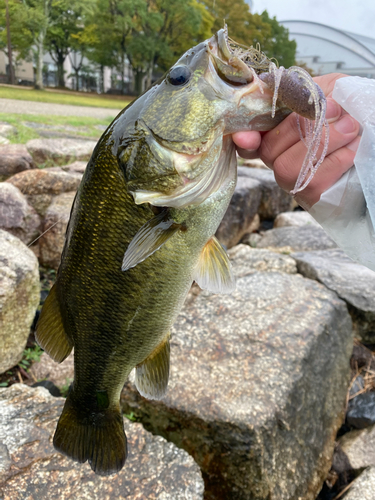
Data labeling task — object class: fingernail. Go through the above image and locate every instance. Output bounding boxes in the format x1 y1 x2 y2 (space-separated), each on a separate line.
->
334 115 357 134
347 136 361 152
326 99 341 122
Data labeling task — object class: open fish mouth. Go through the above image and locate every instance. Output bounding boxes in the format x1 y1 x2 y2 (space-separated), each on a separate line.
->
211 26 329 195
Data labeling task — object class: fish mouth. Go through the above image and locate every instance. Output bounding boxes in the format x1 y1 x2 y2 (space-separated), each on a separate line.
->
207 26 272 87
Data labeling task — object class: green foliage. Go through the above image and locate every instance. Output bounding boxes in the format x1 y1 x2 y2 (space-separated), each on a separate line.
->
259 11 296 68
123 411 140 422
60 379 73 397
19 346 43 371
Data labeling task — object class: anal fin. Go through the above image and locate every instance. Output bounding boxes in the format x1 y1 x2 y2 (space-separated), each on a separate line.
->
135 334 170 400
193 236 235 294
35 283 73 363
122 209 181 271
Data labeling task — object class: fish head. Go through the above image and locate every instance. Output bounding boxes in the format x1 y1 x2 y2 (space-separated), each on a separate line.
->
118 29 305 208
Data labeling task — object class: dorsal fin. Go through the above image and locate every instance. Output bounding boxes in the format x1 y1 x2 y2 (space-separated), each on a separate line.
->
35 284 73 363
135 334 170 400
193 236 235 294
122 210 181 271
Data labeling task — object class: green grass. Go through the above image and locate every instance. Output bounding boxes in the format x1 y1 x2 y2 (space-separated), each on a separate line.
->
0 85 133 109
0 112 114 144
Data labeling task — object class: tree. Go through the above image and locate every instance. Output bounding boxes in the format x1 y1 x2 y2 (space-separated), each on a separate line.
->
0 0 35 81
258 11 296 68
46 0 95 88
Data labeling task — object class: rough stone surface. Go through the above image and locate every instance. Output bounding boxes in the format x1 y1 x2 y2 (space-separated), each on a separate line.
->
274 211 321 228
292 249 375 342
0 230 40 373
238 166 295 219
333 424 375 472
121 252 353 500
0 182 41 244
0 124 16 138
0 144 35 181
26 138 96 166
347 393 375 429
39 191 76 269
0 384 204 499
228 244 297 276
256 226 337 252
216 176 262 248
342 466 375 500
6 169 81 216
29 352 74 388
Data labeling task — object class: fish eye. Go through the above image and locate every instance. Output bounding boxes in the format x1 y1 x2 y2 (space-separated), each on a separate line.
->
168 66 191 86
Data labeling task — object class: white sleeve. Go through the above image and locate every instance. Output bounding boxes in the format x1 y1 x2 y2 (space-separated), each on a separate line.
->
306 77 375 271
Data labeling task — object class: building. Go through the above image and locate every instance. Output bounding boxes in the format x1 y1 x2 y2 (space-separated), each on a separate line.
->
281 20 375 78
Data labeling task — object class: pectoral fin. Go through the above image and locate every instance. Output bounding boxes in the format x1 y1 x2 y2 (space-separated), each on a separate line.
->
122 210 181 271
135 334 170 400
35 284 73 363
193 236 235 294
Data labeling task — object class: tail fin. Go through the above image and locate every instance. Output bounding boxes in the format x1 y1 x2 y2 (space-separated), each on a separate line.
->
53 394 127 476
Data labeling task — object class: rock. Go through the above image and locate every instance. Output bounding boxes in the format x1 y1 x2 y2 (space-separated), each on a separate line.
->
238 166 295 219
121 257 353 499
351 343 373 370
0 144 35 181
0 137 10 145
0 124 16 138
228 244 297 276
216 176 262 248
0 183 41 244
274 211 321 228
257 226 337 252
0 230 40 373
29 352 74 389
26 138 96 166
0 384 204 499
347 393 375 429
60 160 87 174
341 466 375 500
32 380 61 397
292 249 375 342
333 424 375 473
349 375 365 398
6 169 81 216
39 191 76 269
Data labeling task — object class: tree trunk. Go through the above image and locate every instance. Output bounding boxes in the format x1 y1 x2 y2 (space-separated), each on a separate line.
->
134 69 146 95
35 36 45 90
56 54 65 88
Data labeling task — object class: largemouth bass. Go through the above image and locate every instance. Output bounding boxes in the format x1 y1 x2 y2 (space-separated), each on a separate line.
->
36 28 327 475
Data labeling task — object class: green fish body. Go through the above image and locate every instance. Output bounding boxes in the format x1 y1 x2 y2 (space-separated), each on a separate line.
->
36 29 300 475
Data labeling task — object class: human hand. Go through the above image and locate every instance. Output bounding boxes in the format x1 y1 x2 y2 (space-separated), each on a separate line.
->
233 73 361 209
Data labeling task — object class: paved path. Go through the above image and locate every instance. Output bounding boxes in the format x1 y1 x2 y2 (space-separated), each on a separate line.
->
0 98 122 118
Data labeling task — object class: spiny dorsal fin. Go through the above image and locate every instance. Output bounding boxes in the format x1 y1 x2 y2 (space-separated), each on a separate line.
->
193 236 235 294
122 210 181 271
35 284 73 363
135 334 170 400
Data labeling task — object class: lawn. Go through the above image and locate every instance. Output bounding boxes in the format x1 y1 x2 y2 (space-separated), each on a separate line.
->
0 85 133 109
0 112 114 144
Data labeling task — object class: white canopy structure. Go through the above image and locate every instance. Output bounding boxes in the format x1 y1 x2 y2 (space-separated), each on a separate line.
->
281 20 375 78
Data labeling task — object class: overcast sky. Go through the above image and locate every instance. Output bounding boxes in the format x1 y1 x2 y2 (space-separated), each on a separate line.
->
250 0 375 39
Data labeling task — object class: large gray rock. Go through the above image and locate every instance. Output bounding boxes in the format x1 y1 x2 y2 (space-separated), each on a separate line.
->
121 248 353 500
227 244 297 276
238 166 295 218
342 466 375 500
0 144 35 181
7 169 81 216
29 352 74 388
26 138 96 166
216 176 261 248
274 211 321 228
0 384 204 499
39 191 76 269
0 231 40 373
333 424 375 473
256 226 337 252
0 183 41 244
292 249 375 342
